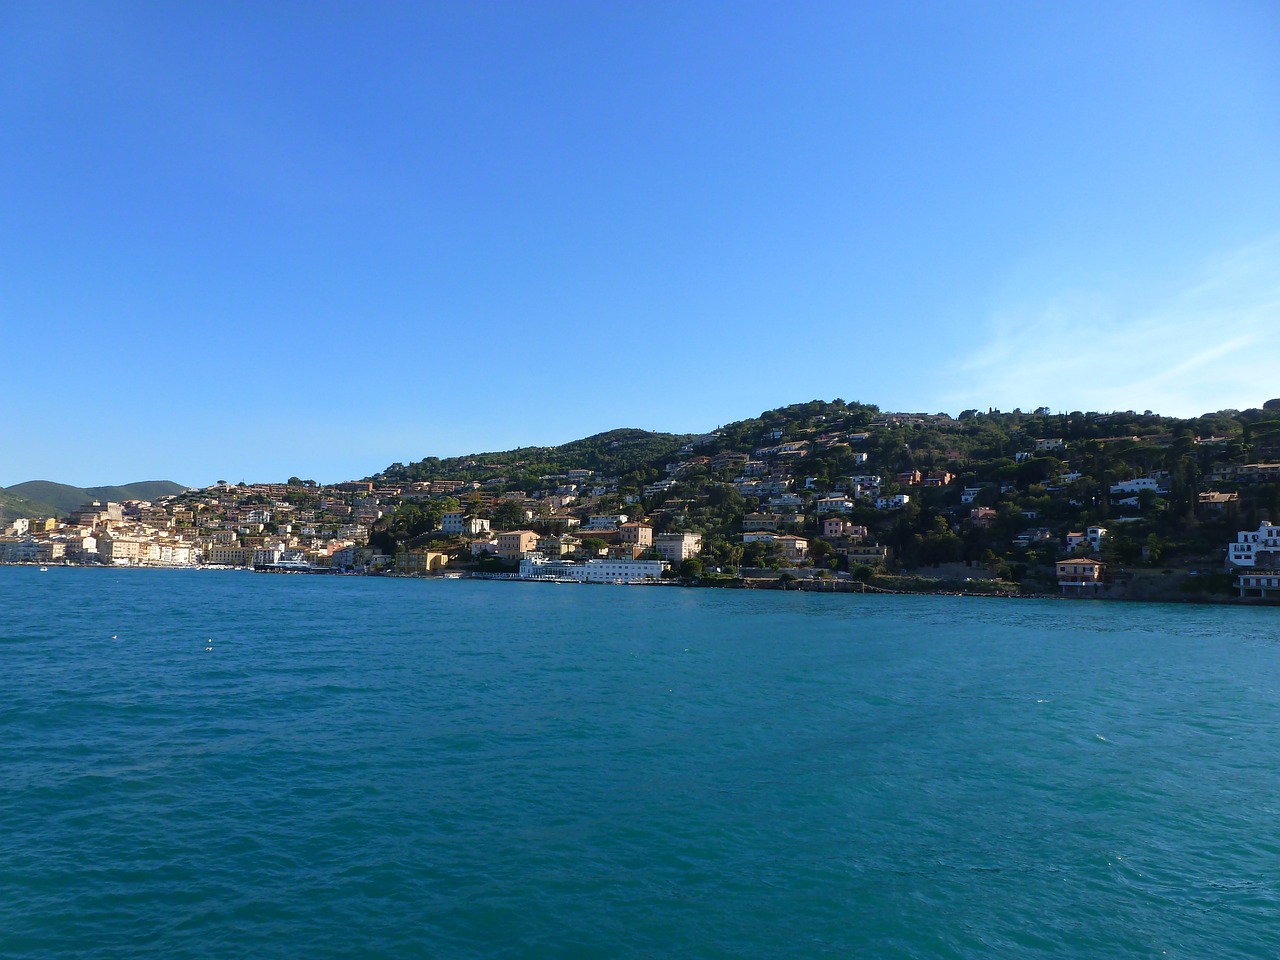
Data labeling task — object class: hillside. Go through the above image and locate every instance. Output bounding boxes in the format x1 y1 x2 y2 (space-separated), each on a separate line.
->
0 487 63 521
3 480 188 517
367 397 1280 589
373 428 693 487
377 400 1280 489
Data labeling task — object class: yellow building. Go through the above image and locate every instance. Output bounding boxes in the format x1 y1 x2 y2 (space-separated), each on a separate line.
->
1056 558 1105 592
206 544 255 566
397 548 449 574
496 530 539 560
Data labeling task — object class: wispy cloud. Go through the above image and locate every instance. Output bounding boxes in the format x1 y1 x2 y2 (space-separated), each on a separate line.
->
942 236 1280 416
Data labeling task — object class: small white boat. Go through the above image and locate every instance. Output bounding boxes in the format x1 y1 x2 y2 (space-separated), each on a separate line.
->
39 566 49 572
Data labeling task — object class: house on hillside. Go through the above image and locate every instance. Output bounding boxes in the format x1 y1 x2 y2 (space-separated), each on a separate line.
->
775 535 808 561
1056 558 1105 593
1227 521 1280 568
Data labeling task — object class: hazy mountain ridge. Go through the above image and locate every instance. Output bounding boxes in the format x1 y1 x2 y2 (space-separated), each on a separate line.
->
1 480 188 518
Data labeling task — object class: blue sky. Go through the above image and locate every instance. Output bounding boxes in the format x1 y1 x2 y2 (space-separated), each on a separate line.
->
3 1 1278 487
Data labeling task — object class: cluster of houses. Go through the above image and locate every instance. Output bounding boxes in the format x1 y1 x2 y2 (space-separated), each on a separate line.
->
1052 521 1280 599
401 512 704 582
0 481 389 570
5 407 1278 599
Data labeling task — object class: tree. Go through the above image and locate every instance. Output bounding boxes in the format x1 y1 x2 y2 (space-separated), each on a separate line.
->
492 501 528 530
679 558 703 579
727 545 744 575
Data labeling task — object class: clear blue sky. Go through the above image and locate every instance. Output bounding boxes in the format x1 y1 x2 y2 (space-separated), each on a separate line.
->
3 1 1278 487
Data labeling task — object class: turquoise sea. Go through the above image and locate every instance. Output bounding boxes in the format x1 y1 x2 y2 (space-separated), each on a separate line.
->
2 567 1279 959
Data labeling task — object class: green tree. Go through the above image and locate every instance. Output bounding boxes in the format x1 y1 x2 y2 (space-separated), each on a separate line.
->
679 558 703 579
581 537 608 557
492 501 528 530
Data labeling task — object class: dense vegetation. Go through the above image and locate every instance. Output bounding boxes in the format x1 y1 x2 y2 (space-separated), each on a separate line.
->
373 397 1280 589
374 428 692 491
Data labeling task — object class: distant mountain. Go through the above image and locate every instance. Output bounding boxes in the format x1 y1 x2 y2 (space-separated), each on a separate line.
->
1 480 188 517
0 487 63 521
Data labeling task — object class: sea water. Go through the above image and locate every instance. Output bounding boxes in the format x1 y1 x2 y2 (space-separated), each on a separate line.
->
2 567 1279 959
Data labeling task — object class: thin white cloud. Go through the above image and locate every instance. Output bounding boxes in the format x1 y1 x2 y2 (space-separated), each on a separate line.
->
943 236 1280 416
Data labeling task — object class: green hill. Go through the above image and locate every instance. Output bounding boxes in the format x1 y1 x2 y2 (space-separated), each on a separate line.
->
2 480 188 517
373 428 692 486
0 488 63 521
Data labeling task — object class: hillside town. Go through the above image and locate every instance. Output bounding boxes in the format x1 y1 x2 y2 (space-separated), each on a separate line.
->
3 399 1280 601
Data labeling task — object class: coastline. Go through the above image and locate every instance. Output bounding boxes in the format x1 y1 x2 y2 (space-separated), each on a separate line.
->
9 560 1275 607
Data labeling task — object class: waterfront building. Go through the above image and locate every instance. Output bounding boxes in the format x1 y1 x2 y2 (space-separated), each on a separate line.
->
1226 521 1280 568
1056 558 1106 592
397 548 449 574
496 530 540 560
98 533 145 565
1236 572 1280 599
654 532 702 565
518 556 666 583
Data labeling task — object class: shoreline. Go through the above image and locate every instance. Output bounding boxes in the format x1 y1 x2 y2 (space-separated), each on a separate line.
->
8 560 1276 607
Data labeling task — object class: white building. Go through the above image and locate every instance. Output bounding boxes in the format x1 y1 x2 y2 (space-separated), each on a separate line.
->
766 493 805 509
644 479 677 496
815 495 855 514
654 532 702 565
586 514 628 530
875 495 911 510
254 546 284 566
1066 526 1108 553
441 512 491 536
1110 477 1169 495
518 556 666 582
1227 521 1280 567
736 479 791 497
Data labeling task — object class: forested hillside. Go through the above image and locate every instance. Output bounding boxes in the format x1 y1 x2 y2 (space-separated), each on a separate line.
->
369 397 1280 591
